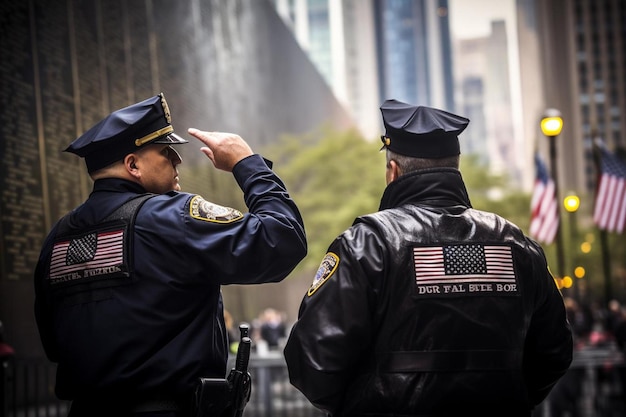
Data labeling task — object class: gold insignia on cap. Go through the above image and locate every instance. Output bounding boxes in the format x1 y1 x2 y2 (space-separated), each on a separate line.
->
160 93 172 124
384 137 391 146
135 126 174 147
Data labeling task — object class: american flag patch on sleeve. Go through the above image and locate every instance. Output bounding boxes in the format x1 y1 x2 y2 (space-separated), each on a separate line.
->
412 243 518 297
48 228 128 285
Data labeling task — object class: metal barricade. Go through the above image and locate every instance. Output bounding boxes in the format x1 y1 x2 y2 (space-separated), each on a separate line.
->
244 351 326 417
3 357 70 417
1 356 14 417
2 354 322 417
4 348 623 417
536 346 625 417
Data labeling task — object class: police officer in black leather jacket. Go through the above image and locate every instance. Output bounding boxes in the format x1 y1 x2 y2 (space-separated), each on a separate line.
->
284 99 572 417
34 94 307 416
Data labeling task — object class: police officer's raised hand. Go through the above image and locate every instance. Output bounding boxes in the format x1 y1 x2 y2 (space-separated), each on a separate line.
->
187 129 254 172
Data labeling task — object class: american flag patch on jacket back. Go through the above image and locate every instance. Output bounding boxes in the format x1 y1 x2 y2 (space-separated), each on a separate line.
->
412 243 519 297
48 228 127 285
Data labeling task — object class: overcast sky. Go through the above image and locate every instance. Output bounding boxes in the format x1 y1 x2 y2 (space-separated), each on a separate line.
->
448 0 516 39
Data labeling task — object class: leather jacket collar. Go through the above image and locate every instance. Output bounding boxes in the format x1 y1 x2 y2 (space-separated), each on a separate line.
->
379 167 472 211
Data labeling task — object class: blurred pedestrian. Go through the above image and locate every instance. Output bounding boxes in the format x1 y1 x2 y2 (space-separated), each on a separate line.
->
284 100 573 416
564 297 593 348
606 299 623 336
259 308 286 349
34 93 306 416
614 306 626 412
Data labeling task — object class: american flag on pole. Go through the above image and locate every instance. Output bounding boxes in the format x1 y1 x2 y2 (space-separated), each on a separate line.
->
529 153 559 244
593 141 626 233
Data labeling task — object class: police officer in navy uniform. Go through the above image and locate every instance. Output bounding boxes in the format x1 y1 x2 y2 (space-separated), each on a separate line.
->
34 93 307 416
284 99 572 416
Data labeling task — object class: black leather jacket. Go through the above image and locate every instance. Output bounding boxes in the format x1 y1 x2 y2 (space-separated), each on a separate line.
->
284 168 572 417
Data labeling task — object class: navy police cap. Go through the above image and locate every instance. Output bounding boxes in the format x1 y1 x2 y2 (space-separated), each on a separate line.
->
65 93 187 172
379 99 469 158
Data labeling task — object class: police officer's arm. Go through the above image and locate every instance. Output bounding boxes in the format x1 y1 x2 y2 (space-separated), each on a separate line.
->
185 129 307 284
522 240 573 405
284 223 384 415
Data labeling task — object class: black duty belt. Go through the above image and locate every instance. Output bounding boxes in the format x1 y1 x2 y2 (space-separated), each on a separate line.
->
131 398 182 412
377 349 522 373
70 396 186 416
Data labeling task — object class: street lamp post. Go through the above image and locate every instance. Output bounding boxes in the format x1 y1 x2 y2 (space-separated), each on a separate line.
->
564 193 580 299
541 109 565 279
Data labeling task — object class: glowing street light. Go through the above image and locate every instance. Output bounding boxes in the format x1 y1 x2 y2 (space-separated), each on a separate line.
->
564 194 580 213
563 192 580 298
541 109 565 279
540 112 563 137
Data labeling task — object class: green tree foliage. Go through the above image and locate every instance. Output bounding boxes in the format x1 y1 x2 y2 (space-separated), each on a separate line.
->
459 154 532 229
263 126 386 270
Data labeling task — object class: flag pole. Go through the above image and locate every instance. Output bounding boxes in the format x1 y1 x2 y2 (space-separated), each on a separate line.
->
599 229 612 304
548 130 565 279
592 138 613 304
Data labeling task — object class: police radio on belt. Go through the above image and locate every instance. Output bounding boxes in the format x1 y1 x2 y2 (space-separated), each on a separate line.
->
193 323 252 417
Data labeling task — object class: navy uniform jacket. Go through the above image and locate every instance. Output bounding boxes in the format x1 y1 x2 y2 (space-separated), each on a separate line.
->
34 154 306 401
284 168 572 417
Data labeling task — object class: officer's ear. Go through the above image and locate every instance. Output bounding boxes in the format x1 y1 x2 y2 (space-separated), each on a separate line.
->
124 154 141 178
386 159 400 184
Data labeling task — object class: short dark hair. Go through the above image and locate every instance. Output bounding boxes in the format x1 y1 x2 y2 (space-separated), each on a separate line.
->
386 149 459 176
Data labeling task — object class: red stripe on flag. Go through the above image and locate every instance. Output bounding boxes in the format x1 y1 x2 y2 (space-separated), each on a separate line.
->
593 142 626 234
529 154 558 244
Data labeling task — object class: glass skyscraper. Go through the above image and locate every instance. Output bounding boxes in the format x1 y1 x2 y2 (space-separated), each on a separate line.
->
374 0 455 111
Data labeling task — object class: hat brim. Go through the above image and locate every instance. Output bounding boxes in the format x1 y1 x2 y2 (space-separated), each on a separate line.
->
153 133 188 145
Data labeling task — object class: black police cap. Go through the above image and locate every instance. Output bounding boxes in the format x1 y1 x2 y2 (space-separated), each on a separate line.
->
379 99 469 158
65 93 187 172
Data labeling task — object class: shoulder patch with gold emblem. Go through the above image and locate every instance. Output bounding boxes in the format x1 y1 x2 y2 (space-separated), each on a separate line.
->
189 195 243 223
308 252 339 296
